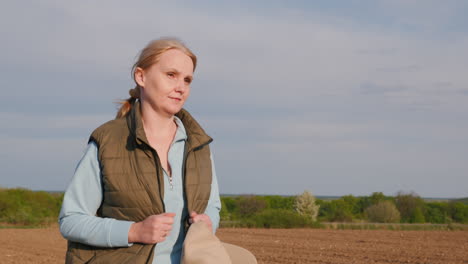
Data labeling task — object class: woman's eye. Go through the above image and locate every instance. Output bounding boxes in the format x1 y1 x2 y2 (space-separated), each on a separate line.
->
167 72 175 78
184 78 192 84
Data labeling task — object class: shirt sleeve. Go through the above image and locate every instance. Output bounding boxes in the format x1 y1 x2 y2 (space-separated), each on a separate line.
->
58 142 134 247
203 151 221 234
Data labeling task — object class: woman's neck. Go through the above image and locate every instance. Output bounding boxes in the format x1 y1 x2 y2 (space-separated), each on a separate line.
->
140 103 176 136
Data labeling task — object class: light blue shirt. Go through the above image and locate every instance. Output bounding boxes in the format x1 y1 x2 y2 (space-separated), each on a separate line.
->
59 116 221 264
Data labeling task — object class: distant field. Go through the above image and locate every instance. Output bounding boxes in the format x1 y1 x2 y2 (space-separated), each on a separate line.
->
455 197 468 204
1 225 467 264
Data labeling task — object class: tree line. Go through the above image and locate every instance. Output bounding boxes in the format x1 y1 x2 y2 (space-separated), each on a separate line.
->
1 187 467 228
220 191 468 228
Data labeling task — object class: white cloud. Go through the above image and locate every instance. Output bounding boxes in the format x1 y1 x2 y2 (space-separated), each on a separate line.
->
3 1 467 110
1 1 467 196
0 136 85 190
0 112 111 131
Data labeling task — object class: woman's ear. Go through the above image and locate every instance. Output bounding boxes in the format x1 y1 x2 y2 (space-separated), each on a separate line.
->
134 67 145 88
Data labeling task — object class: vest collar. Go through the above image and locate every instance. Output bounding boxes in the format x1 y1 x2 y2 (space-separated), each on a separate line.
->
176 108 213 150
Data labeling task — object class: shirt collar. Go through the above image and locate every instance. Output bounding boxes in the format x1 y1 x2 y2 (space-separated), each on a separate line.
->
173 116 187 142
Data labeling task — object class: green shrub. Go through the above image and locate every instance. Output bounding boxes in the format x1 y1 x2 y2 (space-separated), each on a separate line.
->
365 201 400 223
219 199 230 221
248 209 315 228
221 197 236 211
0 188 63 226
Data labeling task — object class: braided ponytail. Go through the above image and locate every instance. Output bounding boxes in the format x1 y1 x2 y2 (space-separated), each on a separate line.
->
116 86 140 118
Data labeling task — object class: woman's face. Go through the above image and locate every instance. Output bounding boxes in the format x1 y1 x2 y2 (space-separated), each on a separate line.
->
135 49 194 117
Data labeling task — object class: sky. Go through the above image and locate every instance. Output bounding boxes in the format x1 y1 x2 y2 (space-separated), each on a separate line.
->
1 1 467 198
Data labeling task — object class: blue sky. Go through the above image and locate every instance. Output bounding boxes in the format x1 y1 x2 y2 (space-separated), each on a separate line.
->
1 1 467 198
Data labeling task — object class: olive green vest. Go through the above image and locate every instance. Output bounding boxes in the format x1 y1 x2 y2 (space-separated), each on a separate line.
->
66 102 213 264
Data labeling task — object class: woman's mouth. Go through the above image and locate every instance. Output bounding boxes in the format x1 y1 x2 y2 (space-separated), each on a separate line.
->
169 97 182 101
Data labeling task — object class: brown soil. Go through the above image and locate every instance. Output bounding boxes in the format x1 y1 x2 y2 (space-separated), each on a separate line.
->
1 226 467 264
218 228 468 264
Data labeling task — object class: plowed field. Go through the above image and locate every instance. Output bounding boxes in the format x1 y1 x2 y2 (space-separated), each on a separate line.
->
1 225 467 263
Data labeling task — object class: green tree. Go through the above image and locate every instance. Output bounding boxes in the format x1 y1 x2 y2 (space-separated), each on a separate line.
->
412 207 425 223
221 197 238 217
425 202 448 224
369 192 386 205
395 191 425 223
356 196 372 216
316 198 328 219
341 195 360 216
328 199 354 222
264 195 295 211
449 202 468 223
237 196 267 217
295 191 320 221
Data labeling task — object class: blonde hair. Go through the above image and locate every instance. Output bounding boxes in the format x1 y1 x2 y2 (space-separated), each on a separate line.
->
116 37 197 118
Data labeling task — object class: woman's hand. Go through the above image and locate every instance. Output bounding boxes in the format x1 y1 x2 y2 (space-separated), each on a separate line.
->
128 212 175 244
189 211 213 232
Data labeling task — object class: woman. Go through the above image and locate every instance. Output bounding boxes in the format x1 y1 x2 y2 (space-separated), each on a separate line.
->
59 38 221 263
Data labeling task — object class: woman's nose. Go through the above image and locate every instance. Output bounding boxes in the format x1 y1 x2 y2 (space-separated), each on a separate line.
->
175 79 187 92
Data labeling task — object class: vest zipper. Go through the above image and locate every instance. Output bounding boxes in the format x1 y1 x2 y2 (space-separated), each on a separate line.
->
149 148 166 213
